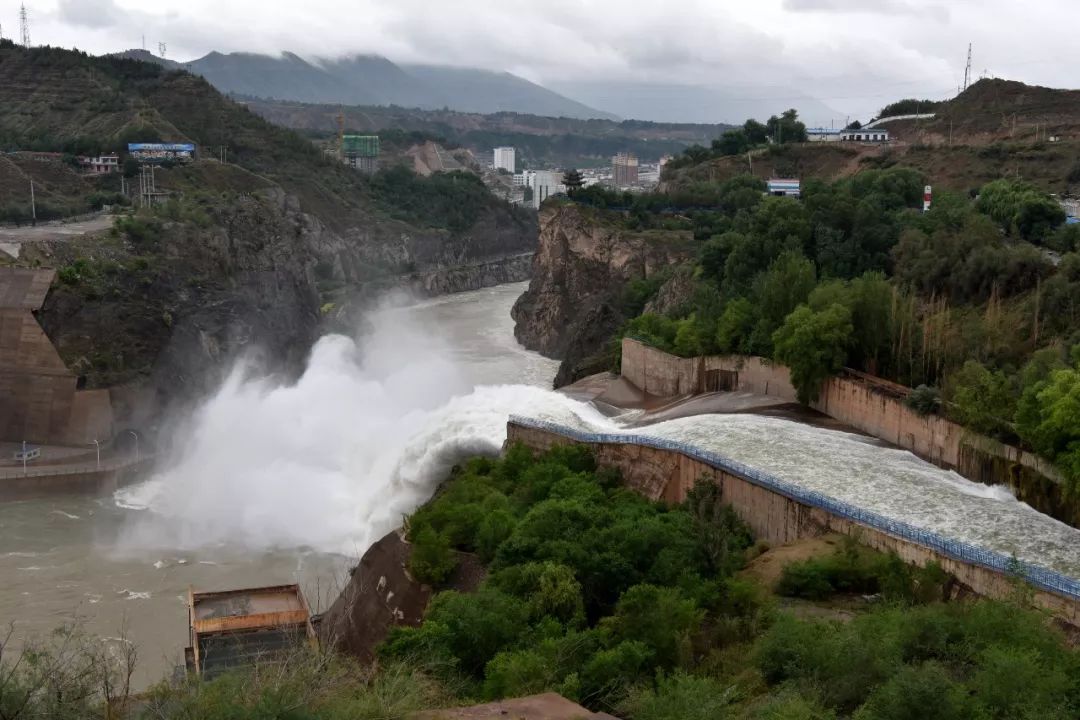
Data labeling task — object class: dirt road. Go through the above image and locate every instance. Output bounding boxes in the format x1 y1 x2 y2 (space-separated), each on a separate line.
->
0 214 114 258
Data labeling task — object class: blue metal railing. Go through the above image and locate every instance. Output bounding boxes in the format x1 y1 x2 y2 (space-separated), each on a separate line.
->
508 415 1080 601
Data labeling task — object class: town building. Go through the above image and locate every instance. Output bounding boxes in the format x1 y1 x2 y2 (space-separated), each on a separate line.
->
78 154 119 174
343 135 380 173
840 128 889 143
807 128 841 142
531 170 565 209
766 178 801 198
512 171 532 187
613 152 639 186
493 146 516 173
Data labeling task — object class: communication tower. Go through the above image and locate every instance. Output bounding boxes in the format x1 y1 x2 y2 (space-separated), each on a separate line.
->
158 41 166 59
962 43 972 92
19 3 30 48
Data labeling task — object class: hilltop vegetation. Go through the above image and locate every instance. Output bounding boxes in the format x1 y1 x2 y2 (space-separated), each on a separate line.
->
663 80 1080 196
0 40 532 238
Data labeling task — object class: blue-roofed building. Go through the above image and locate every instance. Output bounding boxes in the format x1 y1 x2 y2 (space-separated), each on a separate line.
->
766 178 801 198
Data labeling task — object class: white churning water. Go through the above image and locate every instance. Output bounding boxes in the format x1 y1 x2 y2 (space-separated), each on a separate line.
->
599 415 1080 578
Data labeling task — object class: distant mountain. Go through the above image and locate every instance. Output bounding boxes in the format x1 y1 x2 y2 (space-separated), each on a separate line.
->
548 81 842 126
113 49 615 121
399 65 616 120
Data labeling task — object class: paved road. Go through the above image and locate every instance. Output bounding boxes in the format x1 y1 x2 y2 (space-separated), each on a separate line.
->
0 215 114 258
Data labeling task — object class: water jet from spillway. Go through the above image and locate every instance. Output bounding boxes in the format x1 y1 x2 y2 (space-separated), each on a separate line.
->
114 297 609 555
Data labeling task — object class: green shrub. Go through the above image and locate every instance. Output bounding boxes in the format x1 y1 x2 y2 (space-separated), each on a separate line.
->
619 672 737 720
409 525 457 586
853 662 972 720
905 384 942 415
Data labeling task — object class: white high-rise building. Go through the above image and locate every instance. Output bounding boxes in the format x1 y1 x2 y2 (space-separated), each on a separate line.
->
493 146 516 173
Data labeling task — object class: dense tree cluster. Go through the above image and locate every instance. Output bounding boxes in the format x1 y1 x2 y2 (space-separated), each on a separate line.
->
384 446 1080 718
665 109 809 171
876 98 945 118
368 166 531 233
387 444 758 709
603 168 1080 484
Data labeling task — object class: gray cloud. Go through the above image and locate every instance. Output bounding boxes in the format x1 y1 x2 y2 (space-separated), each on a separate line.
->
57 0 123 29
13 0 1080 123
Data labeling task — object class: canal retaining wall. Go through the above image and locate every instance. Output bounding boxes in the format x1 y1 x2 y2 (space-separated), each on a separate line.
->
506 417 1080 627
619 338 1077 525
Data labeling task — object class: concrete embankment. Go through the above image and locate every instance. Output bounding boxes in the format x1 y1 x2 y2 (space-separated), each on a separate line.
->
619 338 1078 526
0 456 153 499
505 417 1080 628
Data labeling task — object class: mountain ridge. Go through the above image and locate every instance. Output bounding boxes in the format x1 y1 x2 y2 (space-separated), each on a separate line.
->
113 48 616 120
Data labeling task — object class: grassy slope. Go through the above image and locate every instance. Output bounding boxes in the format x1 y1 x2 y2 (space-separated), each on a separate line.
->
0 41 529 236
666 78 1080 195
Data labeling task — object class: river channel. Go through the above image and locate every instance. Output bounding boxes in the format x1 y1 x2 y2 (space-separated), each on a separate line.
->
4 280 1080 688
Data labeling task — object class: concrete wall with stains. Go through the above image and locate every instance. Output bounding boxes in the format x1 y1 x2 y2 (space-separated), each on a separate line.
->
506 421 1080 627
621 338 1061 485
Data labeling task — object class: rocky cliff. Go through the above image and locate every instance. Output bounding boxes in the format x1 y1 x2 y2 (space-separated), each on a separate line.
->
319 529 484 664
0 43 539 431
512 203 694 387
24 190 320 429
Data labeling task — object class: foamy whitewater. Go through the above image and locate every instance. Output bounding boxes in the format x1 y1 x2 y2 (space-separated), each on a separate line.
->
114 298 610 555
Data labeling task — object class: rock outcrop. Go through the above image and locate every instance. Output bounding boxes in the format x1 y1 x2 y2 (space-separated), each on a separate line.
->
28 191 320 430
512 203 694 387
319 529 484 664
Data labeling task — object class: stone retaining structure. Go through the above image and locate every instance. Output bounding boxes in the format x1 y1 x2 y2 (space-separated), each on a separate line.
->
619 338 1078 525
506 417 1080 627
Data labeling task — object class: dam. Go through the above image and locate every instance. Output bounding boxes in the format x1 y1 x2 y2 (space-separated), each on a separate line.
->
5 281 1080 685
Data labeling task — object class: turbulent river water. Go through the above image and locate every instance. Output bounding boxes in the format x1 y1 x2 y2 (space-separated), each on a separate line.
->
5 280 1080 687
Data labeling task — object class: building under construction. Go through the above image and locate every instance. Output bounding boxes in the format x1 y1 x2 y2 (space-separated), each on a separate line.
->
613 152 639 187
342 135 380 173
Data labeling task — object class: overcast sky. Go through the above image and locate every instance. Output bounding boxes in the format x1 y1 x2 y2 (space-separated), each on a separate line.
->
5 0 1079 122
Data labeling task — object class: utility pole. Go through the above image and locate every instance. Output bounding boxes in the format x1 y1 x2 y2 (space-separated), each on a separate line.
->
19 3 30 48
747 151 753 176
29 179 36 225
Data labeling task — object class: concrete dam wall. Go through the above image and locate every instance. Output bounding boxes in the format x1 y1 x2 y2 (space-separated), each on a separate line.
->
619 338 1079 526
506 417 1080 628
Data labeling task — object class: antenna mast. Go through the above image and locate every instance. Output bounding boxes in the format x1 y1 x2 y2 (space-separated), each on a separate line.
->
962 43 972 92
158 41 166 59
19 3 30 48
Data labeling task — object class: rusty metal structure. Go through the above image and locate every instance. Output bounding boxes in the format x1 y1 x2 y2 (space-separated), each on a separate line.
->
185 584 316 678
